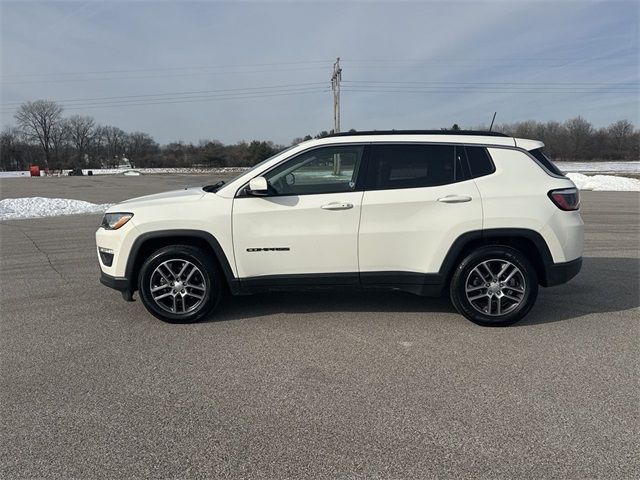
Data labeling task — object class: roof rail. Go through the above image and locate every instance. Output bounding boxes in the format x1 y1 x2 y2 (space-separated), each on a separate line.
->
327 130 509 138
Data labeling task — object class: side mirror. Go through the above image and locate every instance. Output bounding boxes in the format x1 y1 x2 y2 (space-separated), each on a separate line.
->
247 176 269 196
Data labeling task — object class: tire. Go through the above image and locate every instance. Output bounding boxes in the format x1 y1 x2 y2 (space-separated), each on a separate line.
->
450 246 538 327
138 244 221 323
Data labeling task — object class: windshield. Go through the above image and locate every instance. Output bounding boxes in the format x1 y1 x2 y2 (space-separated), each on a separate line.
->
243 144 299 175
203 144 299 192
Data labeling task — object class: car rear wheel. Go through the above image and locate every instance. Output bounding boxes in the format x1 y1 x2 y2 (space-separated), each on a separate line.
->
450 246 538 326
138 245 221 323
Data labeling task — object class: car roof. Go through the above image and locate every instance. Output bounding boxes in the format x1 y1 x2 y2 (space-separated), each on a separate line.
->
302 131 544 150
327 130 509 138
305 133 517 148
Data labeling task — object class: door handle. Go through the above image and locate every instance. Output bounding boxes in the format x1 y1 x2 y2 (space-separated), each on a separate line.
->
321 202 354 211
437 195 472 204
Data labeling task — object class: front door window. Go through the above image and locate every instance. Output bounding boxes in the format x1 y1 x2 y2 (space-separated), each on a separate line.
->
263 145 364 196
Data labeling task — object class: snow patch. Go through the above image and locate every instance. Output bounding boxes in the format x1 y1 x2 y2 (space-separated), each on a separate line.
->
0 197 113 220
556 161 639 174
0 171 32 178
0 167 250 178
77 167 249 176
567 173 640 192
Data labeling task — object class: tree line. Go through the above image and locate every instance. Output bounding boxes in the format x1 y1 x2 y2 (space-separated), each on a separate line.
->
0 100 287 171
1 99 637 172
486 118 638 162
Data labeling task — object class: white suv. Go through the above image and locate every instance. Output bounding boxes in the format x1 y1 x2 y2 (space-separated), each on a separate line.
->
96 131 583 326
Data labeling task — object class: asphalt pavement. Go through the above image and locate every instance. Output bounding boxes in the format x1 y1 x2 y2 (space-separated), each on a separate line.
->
1 175 638 479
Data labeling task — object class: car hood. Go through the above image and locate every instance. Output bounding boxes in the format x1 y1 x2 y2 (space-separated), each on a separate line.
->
109 187 206 210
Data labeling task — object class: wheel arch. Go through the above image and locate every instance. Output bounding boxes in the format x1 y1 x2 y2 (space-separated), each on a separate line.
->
125 230 236 296
439 228 554 287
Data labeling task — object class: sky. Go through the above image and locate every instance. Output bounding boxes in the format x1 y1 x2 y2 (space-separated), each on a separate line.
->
1 0 638 145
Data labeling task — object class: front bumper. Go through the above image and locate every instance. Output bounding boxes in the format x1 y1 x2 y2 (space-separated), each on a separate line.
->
543 257 582 287
100 272 134 301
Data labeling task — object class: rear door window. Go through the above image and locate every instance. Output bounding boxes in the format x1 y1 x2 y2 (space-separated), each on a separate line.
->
366 144 466 190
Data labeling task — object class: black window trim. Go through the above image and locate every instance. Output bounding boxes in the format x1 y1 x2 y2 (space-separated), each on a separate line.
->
234 141 560 198
528 148 566 178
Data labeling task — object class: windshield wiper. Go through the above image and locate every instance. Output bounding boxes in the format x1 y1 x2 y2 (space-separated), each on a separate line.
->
202 180 225 193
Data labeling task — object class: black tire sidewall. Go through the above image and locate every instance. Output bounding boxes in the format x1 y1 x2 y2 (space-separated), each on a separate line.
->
138 245 220 323
450 246 538 327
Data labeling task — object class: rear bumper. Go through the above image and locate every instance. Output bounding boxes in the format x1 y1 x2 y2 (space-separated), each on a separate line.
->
543 257 582 287
100 272 134 301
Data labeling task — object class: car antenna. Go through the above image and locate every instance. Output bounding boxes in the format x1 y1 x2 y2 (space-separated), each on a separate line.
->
489 112 497 132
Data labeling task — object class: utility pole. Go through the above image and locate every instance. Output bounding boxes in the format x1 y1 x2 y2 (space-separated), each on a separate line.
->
331 57 342 134
331 57 342 175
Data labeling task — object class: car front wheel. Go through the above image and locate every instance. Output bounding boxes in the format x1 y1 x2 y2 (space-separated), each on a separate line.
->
138 245 221 323
450 246 538 327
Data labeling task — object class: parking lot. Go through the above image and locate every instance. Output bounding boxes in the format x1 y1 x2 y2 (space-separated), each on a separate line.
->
1 175 638 478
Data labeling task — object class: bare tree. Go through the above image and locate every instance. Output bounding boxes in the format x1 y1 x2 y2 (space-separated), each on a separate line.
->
97 125 126 167
50 119 72 168
14 100 64 168
125 132 158 167
528 121 561 159
509 120 540 139
67 114 95 164
607 120 635 160
565 116 594 161
0 126 24 170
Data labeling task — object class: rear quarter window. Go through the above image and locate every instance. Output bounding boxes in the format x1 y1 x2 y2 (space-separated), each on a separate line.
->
464 146 495 178
529 148 565 176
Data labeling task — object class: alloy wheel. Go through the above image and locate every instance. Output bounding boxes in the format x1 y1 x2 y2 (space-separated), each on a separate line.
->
464 259 526 316
149 259 207 314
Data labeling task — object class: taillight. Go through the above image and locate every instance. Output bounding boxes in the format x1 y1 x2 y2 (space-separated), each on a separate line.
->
548 187 580 211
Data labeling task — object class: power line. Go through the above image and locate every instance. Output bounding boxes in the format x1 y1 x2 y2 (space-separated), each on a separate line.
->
6 55 632 79
340 86 638 93
342 61 636 70
343 80 638 87
0 60 333 78
3 57 636 117
343 54 638 63
0 89 329 113
341 87 637 95
0 66 330 85
3 83 632 115
0 82 328 107
0 88 329 112
3 82 633 114
341 54 637 66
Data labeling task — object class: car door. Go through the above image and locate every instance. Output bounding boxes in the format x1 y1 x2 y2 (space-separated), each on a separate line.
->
232 144 366 285
358 143 483 283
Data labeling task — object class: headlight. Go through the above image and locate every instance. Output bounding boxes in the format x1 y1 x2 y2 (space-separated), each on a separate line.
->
101 212 133 230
